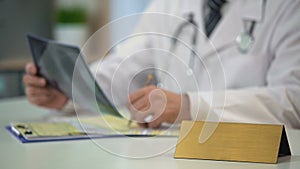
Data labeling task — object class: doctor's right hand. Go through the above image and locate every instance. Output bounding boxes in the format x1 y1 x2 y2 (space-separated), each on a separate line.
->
23 62 68 109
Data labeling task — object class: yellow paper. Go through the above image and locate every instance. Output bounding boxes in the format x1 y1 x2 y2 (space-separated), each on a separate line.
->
79 115 139 131
79 115 179 136
12 115 179 138
29 123 82 136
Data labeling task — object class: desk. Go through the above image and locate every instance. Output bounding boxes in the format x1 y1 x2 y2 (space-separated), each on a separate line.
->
1 97 300 169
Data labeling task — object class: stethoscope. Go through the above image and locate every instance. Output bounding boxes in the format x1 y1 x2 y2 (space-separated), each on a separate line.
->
170 11 259 76
235 20 256 54
170 13 198 76
236 0 267 53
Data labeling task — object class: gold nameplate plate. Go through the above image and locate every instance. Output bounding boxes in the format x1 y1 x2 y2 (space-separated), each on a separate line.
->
174 121 291 164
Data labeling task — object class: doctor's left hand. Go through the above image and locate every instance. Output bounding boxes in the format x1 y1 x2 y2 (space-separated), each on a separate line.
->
127 85 191 128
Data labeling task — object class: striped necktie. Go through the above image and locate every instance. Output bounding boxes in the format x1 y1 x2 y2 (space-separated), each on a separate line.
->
205 0 227 38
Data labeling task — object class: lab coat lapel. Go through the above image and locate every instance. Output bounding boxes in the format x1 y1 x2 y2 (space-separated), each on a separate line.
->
199 0 264 58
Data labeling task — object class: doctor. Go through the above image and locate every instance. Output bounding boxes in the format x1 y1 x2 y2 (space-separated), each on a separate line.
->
23 0 300 128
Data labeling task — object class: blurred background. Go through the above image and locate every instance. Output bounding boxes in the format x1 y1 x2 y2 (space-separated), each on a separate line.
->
0 0 151 99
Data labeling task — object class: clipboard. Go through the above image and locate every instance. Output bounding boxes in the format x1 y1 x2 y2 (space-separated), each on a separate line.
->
6 126 109 143
6 115 180 143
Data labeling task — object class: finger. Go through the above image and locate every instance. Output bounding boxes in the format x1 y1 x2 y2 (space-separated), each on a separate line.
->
128 85 155 104
146 104 167 128
148 114 163 128
25 86 52 97
25 62 37 75
128 89 147 104
23 74 46 87
27 87 68 109
131 95 150 111
128 99 149 115
129 106 153 124
137 122 148 128
28 94 52 107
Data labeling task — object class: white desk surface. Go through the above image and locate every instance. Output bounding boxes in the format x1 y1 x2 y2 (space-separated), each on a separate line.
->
1 97 300 169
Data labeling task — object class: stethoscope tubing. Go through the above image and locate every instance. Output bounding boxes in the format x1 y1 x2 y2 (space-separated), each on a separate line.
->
168 0 267 76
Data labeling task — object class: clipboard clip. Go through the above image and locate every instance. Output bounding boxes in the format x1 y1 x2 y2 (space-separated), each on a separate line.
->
15 124 33 135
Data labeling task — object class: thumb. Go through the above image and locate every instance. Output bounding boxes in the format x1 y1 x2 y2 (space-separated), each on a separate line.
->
25 62 37 75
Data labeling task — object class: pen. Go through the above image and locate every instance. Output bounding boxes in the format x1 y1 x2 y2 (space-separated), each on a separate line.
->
127 74 155 127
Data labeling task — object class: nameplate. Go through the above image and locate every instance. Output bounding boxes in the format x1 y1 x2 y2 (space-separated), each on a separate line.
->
174 121 291 164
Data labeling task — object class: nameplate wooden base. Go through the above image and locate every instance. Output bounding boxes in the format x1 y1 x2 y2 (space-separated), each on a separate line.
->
174 121 291 164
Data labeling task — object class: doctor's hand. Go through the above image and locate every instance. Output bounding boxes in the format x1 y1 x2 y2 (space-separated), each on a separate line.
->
23 62 68 109
127 85 191 128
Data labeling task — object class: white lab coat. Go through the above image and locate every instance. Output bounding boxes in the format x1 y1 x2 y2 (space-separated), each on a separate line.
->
89 0 300 128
